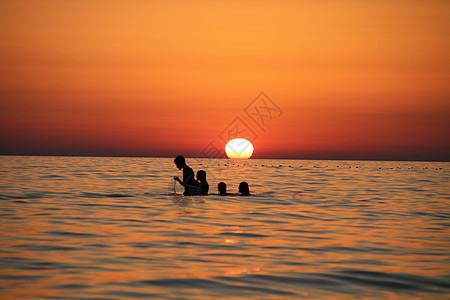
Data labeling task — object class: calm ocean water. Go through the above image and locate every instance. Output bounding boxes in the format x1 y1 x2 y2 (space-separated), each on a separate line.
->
0 156 449 299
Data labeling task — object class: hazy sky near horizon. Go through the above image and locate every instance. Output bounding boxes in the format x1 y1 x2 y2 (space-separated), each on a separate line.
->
1 0 449 160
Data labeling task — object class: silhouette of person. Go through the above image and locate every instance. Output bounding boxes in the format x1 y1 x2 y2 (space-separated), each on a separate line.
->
173 155 200 196
218 182 227 195
196 170 209 195
238 181 250 196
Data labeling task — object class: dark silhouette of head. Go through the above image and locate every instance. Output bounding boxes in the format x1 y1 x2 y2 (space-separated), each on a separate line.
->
218 182 227 195
239 181 250 196
174 155 186 170
197 170 206 182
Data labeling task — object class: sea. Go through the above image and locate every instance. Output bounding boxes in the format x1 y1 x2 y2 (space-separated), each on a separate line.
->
0 156 449 299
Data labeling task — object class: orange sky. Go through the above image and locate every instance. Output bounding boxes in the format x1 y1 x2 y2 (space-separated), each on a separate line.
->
0 0 449 160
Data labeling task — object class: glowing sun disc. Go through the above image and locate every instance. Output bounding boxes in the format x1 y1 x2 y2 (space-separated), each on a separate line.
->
225 138 254 159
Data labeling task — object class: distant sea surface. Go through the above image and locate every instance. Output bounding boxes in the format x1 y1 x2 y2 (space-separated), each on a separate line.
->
0 156 449 299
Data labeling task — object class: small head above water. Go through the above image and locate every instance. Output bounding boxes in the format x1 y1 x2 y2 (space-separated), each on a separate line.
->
218 182 227 195
197 170 206 182
174 155 186 170
239 181 250 196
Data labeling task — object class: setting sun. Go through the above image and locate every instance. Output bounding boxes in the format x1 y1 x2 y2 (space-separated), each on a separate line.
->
225 138 254 159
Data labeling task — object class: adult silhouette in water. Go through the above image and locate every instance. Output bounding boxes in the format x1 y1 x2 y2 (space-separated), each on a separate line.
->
196 170 209 195
173 155 200 196
218 182 227 195
239 181 250 196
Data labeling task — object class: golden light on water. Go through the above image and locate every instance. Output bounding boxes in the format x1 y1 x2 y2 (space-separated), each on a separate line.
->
0 157 448 298
225 138 254 159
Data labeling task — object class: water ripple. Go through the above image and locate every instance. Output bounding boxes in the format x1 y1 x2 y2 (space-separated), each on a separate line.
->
0 156 448 299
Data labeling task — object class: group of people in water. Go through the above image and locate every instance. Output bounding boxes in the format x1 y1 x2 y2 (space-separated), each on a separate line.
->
173 155 250 196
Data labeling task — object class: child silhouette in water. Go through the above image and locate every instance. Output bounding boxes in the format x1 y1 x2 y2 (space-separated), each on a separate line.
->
218 182 227 195
239 181 250 196
196 170 209 195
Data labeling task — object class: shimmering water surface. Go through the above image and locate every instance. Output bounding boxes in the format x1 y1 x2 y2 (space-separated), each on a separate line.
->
0 156 449 299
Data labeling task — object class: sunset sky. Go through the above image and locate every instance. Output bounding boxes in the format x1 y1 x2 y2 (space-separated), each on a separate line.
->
1 0 449 160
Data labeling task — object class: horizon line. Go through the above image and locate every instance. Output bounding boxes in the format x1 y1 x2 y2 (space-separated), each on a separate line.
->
0 153 448 163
